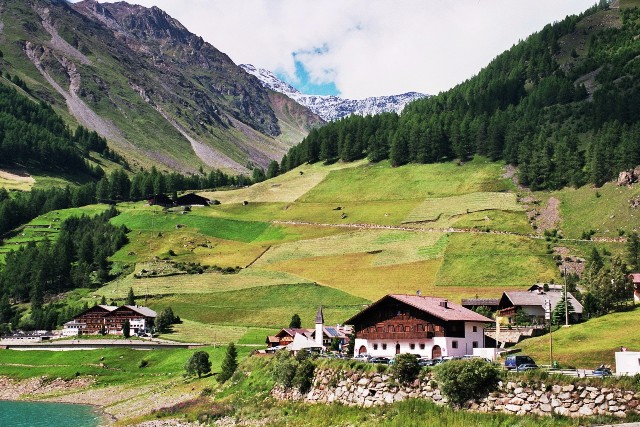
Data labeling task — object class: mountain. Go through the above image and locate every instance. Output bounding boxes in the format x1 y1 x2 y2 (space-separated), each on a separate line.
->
240 64 427 122
282 2 640 189
0 0 322 173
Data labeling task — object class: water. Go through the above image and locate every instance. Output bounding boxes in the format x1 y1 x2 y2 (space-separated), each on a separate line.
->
0 400 102 427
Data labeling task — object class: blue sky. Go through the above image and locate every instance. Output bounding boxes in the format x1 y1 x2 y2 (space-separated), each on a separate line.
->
71 0 598 99
277 54 340 96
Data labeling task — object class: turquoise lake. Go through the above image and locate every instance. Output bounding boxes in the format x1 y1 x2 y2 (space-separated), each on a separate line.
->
0 400 102 426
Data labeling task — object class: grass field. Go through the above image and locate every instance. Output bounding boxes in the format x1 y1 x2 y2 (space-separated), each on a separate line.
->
516 306 640 368
403 192 523 224
146 283 369 329
548 182 640 239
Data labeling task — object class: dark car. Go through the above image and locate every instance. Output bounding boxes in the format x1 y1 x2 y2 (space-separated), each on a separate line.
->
505 355 536 370
516 363 538 372
592 366 613 377
370 356 390 364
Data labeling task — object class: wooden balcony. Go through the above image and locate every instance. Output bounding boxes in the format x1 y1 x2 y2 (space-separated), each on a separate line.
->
358 331 441 340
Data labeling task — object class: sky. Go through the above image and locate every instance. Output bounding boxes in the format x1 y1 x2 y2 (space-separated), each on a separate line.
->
71 0 597 99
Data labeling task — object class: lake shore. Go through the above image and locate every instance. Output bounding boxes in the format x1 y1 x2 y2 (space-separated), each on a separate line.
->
0 375 202 426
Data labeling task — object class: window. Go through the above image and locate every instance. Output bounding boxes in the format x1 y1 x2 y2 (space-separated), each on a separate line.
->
382 344 387 350
420 343 425 350
472 341 478 348
373 344 378 350
410 343 415 350
452 341 458 349
472 326 478 332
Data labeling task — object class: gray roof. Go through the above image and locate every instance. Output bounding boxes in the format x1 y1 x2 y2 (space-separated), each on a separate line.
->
315 306 324 324
502 290 583 314
124 305 157 318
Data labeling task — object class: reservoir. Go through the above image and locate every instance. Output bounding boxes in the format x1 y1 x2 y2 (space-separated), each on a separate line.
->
0 400 102 426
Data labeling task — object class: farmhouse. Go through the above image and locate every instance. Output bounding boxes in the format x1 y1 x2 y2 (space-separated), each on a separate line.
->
497 284 583 324
345 294 492 359
147 194 174 207
63 305 156 336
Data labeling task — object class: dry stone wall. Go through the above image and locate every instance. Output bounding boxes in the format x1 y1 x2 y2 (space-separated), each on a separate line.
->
271 368 640 418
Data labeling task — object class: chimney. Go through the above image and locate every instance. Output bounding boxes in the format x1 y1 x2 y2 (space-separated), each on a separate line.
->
439 300 448 308
416 290 422 296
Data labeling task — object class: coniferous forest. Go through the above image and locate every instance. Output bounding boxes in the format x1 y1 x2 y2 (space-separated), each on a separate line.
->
282 5 640 190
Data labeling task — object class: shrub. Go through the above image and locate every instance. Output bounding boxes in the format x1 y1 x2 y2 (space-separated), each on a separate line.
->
391 353 420 384
272 350 298 388
138 359 149 368
435 359 500 407
293 359 316 393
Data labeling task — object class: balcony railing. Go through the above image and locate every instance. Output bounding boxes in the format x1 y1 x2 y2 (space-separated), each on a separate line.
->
359 331 440 340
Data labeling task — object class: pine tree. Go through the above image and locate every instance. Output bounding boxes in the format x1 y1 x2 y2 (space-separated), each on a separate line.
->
289 314 301 328
217 343 238 383
127 287 135 306
551 294 575 325
627 232 640 272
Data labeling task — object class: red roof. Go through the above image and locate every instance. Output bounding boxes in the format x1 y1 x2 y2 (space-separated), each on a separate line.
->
630 273 640 283
345 294 493 324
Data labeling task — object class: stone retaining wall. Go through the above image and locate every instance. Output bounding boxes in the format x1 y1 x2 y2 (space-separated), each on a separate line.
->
271 368 640 418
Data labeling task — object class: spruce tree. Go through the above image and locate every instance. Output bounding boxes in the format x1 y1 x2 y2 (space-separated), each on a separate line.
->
127 287 135 306
217 342 238 383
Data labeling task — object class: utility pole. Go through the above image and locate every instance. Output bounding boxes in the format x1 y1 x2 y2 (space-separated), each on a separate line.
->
545 298 553 367
564 267 569 326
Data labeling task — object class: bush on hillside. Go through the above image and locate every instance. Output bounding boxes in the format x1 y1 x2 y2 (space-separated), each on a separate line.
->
435 359 500 407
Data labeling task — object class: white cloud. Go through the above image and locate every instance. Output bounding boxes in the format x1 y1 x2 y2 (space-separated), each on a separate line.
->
72 0 597 99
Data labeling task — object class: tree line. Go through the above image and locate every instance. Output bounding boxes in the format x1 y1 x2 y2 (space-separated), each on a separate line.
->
281 4 640 190
0 207 128 331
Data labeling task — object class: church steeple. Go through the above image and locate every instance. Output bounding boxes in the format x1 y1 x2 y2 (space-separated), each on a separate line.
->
315 306 324 348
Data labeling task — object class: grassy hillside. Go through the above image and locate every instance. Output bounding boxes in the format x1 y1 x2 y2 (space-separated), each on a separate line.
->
4 158 637 356
516 306 640 368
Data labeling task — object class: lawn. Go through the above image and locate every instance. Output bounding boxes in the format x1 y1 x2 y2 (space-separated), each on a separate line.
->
516 306 640 368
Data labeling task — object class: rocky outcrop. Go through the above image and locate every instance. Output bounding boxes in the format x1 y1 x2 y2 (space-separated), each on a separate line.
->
617 167 640 186
272 367 640 418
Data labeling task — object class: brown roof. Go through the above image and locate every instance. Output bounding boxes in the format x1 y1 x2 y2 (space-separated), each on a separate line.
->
276 328 313 338
345 294 493 324
266 336 279 343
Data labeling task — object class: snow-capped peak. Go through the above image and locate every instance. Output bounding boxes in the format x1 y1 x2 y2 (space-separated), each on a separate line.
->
240 64 428 122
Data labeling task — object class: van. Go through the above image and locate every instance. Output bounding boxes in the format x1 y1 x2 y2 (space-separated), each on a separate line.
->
504 355 535 370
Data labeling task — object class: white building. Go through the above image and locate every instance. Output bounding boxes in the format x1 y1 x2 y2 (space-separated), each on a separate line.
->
615 351 640 375
344 294 492 359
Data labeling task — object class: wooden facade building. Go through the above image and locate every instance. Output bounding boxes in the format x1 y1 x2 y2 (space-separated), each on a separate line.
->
345 294 492 359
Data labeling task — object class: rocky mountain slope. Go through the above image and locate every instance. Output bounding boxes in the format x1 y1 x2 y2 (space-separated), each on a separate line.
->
0 0 322 173
241 64 427 121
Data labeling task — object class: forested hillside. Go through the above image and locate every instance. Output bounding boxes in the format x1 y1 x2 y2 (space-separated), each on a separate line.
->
283 3 640 190
0 80 110 175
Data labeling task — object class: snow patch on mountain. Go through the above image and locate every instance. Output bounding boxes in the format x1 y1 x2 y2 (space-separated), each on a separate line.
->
241 64 428 122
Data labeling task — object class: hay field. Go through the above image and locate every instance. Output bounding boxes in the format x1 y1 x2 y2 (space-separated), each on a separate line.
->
95 267 305 299
200 161 364 204
147 283 368 329
255 229 446 268
403 192 523 224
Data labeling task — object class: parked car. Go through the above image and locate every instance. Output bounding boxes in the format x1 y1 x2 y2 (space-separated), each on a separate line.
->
505 355 536 370
516 363 538 372
370 357 390 364
592 366 613 377
353 354 370 362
